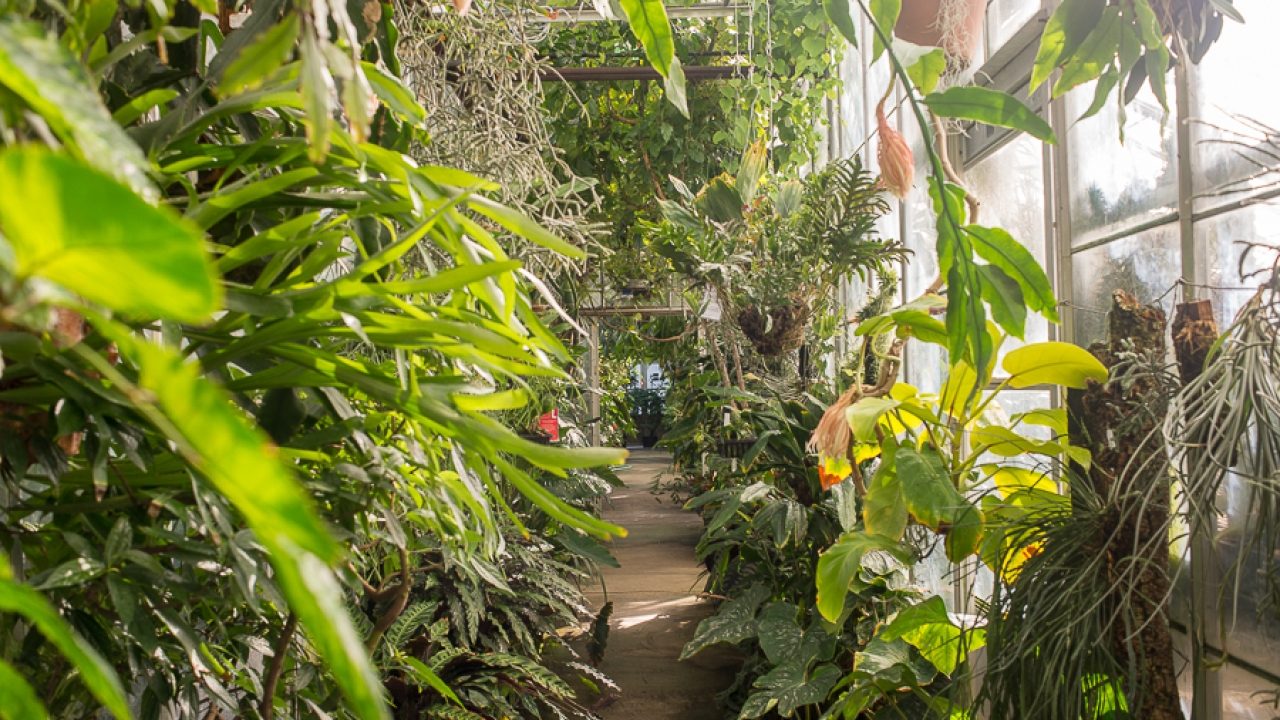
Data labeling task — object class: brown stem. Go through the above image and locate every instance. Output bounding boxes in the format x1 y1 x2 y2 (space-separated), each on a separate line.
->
930 110 980 223
260 612 297 720
364 547 411 653
704 322 736 411
728 331 747 393
641 145 667 200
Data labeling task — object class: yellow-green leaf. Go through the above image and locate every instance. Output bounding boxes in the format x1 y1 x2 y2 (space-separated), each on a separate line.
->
1002 341 1108 389
0 150 221 322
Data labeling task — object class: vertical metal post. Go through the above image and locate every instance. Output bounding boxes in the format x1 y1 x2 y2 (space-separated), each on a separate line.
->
1176 55 1222 720
588 320 601 448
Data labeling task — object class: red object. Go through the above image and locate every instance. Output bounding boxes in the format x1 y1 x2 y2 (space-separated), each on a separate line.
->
538 409 559 442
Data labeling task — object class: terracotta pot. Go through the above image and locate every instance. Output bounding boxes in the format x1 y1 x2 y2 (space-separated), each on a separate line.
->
895 0 986 62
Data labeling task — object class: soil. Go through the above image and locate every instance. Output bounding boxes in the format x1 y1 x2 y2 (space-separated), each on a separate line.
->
566 449 742 719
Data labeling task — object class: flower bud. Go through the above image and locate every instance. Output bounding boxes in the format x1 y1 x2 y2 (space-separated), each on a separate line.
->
876 99 914 199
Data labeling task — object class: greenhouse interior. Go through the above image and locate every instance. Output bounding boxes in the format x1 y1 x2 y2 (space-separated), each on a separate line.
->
2 0 1279 718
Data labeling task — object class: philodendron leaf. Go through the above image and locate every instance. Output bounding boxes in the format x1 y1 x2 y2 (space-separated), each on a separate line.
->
896 445 984 562
740 662 842 719
845 396 900 443
863 462 907 541
816 532 912 622
1002 341 1109 389
904 46 947 94
879 596 985 676
0 571 133 720
681 584 771 658
0 150 221 322
965 224 1058 323
923 86 1057 144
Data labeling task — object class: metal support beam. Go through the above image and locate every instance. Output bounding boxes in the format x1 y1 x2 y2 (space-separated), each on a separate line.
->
529 3 751 23
541 65 749 82
588 320 601 447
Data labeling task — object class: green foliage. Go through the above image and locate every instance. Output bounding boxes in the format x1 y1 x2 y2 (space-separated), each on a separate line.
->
1030 0 1241 123
0 2 625 720
922 86 1057 144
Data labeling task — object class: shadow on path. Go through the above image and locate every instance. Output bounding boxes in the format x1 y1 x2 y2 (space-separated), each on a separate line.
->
578 449 741 719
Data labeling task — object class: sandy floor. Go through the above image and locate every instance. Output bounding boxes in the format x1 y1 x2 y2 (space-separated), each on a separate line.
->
574 449 742 719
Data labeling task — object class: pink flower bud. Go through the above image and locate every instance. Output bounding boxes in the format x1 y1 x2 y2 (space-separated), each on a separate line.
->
876 99 914 199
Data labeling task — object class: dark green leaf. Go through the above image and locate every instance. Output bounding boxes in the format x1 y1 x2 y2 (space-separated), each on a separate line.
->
218 12 299 96
923 86 1056 144
965 225 1058 323
977 264 1027 339
816 532 911 621
1053 5 1121 96
0 576 133 720
896 445 984 562
823 0 857 47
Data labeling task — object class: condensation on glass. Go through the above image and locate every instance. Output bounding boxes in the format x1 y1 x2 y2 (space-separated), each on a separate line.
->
1066 77 1179 247
1069 224 1182 348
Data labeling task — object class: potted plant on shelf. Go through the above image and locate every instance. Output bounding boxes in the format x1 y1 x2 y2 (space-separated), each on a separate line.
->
895 0 986 65
653 143 903 357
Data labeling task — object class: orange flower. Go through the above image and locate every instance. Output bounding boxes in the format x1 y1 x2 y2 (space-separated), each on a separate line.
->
876 98 914 199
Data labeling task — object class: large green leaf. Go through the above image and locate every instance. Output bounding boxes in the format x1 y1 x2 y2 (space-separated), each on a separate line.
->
896 445 984 562
681 584 770 658
740 662 842 719
0 575 132 720
816 532 911 621
0 150 221 322
1002 341 1109 389
923 87 1056 144
1053 5 1122 96
616 0 686 114
108 335 389 720
863 462 907 541
966 225 1058 323
869 0 900 62
822 0 858 47
1031 0 1106 91
879 596 985 676
845 396 900 443
0 18 155 199
756 603 836 667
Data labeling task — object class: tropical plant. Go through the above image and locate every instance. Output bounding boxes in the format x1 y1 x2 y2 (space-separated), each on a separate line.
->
0 2 626 719
654 147 903 357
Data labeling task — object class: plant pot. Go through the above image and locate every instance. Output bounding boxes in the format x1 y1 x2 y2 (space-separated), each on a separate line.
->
896 0 986 64
736 303 810 356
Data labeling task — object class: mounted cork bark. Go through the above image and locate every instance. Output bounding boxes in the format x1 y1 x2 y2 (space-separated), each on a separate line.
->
736 302 811 357
1067 290 1182 720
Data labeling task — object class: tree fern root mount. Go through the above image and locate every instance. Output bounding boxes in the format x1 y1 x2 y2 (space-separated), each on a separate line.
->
736 303 811 357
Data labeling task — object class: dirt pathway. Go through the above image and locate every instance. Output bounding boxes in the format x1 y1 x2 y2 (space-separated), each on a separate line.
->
580 449 740 719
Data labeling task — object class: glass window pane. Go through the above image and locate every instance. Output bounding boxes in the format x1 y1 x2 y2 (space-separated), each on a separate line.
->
1069 225 1181 348
985 0 1039 56
1190 0 1280 212
1196 202 1280 327
1066 76 1178 246
964 132 1050 372
1221 663 1280 720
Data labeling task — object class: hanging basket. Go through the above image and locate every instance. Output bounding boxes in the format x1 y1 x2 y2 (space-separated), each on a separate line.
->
896 0 986 64
736 302 810 356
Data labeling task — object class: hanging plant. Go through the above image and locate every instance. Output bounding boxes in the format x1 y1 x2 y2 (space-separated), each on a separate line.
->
653 143 903 357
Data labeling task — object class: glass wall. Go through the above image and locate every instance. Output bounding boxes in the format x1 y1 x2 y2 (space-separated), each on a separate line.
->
829 0 1280 717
